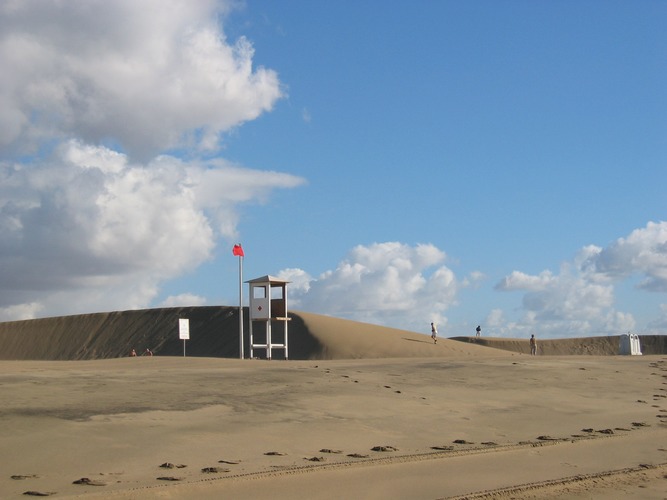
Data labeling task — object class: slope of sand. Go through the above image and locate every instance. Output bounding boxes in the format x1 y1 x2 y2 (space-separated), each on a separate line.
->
0 307 516 360
0 355 665 499
1 308 666 498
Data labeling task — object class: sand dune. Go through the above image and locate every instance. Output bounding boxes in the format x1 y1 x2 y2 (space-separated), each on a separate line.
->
0 308 666 498
0 306 664 360
0 307 515 361
451 335 667 356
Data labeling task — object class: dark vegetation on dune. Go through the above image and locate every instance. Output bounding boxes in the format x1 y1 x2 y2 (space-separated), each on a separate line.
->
0 306 664 360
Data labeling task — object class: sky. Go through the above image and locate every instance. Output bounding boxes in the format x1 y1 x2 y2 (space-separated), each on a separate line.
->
0 0 665 339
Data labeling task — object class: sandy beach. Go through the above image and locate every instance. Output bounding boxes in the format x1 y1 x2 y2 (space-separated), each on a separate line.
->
0 308 665 498
1 351 666 498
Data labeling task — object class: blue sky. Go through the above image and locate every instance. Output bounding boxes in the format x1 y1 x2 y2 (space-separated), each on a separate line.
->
0 1 665 338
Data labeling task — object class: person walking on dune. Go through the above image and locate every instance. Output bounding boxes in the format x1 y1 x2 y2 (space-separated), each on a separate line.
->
476 325 481 337
431 322 438 344
530 334 537 355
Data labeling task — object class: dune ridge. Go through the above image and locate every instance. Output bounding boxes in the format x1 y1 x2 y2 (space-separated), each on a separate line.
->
451 335 667 356
0 306 664 360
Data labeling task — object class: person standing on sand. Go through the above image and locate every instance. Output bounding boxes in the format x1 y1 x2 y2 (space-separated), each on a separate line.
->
530 334 537 355
431 322 438 344
476 325 481 337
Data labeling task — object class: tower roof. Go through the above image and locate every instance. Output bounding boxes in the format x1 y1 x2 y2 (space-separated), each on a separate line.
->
245 275 290 284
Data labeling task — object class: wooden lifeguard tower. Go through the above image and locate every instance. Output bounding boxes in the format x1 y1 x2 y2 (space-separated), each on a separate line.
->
247 275 290 360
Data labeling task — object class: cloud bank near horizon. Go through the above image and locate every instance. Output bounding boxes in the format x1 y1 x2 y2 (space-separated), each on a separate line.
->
280 222 667 337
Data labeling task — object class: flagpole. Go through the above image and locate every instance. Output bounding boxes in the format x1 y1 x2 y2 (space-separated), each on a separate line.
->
238 252 244 360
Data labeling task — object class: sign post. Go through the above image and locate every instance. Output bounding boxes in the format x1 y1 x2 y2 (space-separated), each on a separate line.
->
179 318 190 357
233 244 245 359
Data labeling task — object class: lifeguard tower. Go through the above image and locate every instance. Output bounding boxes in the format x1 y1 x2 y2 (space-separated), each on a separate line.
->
247 275 291 360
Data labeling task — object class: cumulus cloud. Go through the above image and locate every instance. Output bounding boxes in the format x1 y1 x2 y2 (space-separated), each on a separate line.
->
646 303 667 332
0 0 283 160
0 1 304 321
578 221 667 292
278 242 460 332
495 270 555 291
494 221 667 337
160 293 208 308
0 141 304 319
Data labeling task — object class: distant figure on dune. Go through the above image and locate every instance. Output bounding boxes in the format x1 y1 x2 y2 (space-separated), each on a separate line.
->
130 349 137 357
430 322 438 344
476 325 481 337
530 334 537 355
144 348 153 356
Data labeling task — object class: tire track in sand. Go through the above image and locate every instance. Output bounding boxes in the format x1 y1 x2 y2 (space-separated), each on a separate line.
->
444 462 667 499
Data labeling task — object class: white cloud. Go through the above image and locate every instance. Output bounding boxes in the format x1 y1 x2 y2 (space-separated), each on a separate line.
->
279 242 459 332
0 0 283 160
0 2 304 321
276 268 314 295
646 303 667 333
495 270 555 291
0 141 304 320
493 222 667 337
0 302 43 322
579 221 667 292
160 293 207 308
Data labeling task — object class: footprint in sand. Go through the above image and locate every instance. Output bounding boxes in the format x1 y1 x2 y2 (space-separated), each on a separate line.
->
159 462 187 469
453 439 474 444
347 453 369 458
201 467 229 473
22 492 55 497
264 451 287 456
218 460 241 464
72 478 106 486
371 445 398 452
305 457 326 462
11 475 39 480
431 445 454 451
156 476 182 481
319 449 343 454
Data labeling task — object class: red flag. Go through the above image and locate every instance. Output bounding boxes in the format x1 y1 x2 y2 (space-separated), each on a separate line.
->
232 244 244 257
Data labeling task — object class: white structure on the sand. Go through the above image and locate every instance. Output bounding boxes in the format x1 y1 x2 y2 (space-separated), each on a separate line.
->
247 275 291 360
619 333 642 355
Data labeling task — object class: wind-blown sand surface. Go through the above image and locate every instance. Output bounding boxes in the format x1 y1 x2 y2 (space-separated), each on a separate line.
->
0 309 666 498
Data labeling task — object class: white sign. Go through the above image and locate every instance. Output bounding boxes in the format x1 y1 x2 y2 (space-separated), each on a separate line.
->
179 318 190 340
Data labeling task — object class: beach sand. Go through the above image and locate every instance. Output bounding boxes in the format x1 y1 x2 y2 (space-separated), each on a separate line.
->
1 352 666 498
0 308 665 498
